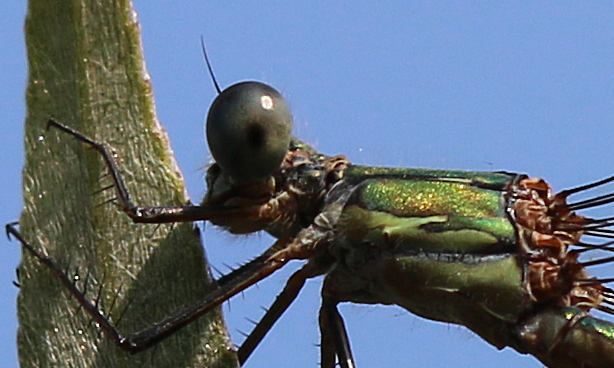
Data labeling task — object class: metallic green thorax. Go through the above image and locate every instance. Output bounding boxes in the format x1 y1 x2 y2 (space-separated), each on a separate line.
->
325 165 533 349
339 166 518 254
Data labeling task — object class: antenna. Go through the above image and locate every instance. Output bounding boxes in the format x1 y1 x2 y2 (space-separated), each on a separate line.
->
200 36 222 94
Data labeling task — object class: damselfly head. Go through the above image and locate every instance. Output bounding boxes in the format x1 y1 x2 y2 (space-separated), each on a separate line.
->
199 37 293 186
206 81 293 185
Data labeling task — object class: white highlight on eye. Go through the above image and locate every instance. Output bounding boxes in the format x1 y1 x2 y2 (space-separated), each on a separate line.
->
260 95 274 110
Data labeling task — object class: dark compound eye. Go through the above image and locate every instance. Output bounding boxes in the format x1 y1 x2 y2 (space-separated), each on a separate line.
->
206 81 293 185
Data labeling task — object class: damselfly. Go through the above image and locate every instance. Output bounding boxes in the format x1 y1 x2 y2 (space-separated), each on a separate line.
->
8 79 614 368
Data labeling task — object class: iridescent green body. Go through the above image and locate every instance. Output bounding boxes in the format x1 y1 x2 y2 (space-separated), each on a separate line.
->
314 164 614 367
338 166 518 254
325 167 530 347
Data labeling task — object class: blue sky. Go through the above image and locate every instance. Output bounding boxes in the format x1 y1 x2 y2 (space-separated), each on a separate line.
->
3 2 614 367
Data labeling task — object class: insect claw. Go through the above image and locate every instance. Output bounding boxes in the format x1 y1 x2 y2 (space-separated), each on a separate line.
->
12 267 20 287
5 222 16 240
